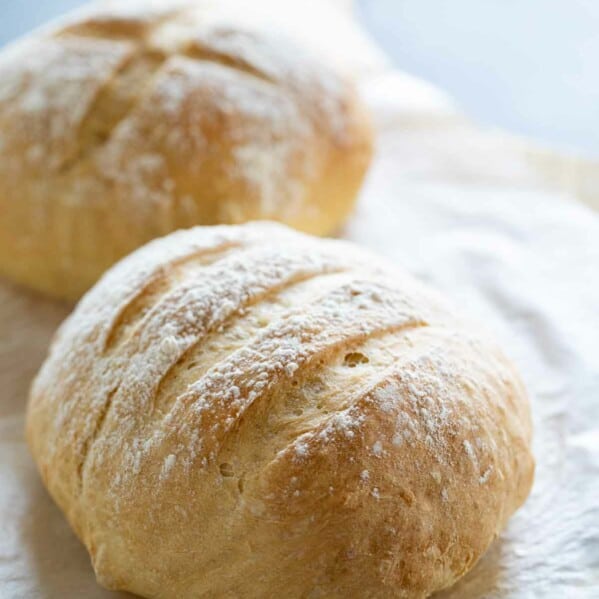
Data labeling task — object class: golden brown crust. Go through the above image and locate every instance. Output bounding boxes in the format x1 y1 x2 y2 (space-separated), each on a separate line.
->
0 1 372 300
26 222 534 598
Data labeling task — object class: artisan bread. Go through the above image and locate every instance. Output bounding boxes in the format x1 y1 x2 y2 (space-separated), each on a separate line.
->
27 222 534 598
0 0 372 300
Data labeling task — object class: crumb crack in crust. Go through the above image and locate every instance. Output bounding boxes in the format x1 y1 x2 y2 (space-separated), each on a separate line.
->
0 0 373 299
26 223 534 599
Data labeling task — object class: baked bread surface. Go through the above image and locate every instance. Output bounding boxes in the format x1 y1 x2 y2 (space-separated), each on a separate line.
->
0 0 372 300
27 222 534 598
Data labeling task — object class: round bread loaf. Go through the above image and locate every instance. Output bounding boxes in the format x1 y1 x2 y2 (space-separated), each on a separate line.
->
0 0 372 300
27 222 534 598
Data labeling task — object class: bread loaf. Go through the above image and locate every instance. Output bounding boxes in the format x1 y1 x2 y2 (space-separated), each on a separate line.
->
0 0 372 300
26 222 534 598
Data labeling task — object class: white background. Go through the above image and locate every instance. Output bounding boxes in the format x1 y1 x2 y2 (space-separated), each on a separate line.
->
1 0 598 156
357 0 599 157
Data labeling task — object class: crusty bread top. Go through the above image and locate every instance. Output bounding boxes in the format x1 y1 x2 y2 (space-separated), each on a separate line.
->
27 223 534 598
0 0 372 299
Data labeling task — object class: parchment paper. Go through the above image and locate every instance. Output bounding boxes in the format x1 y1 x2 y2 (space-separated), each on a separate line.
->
1 2 598 597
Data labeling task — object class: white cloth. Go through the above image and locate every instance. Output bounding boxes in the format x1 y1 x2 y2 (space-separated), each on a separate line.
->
1 2 597 597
